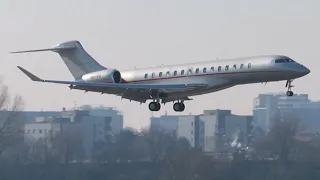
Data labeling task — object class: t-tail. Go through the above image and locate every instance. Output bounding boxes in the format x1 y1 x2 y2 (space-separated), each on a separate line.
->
11 40 107 80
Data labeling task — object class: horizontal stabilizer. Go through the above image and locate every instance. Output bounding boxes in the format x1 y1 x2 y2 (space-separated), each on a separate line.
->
17 66 208 90
10 44 76 54
17 66 43 81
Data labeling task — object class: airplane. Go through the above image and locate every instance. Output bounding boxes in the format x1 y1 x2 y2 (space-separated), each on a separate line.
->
11 40 310 112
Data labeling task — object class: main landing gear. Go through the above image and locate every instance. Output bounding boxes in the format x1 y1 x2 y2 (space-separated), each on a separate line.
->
285 79 294 97
148 100 186 112
149 102 161 111
148 90 187 112
173 101 185 112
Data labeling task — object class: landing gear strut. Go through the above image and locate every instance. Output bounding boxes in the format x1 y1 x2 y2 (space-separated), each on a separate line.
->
173 101 185 112
285 79 294 96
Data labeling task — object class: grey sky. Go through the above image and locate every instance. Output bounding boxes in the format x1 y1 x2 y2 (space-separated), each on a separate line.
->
0 0 318 129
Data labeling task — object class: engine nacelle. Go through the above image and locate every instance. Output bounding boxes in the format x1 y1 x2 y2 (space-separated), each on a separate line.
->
81 69 122 83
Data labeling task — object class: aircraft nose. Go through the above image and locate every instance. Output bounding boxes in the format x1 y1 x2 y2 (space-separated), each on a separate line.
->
303 66 310 75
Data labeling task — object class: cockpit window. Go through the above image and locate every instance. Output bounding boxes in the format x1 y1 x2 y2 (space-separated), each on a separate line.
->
274 58 295 63
286 58 295 62
275 59 285 63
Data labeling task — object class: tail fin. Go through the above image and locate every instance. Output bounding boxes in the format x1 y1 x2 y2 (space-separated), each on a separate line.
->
11 40 106 79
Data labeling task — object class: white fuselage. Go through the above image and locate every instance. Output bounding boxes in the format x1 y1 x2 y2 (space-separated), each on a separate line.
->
81 55 309 101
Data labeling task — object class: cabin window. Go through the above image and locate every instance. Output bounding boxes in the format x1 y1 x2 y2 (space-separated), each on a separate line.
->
203 68 207 73
240 64 244 69
144 73 148 79
174 70 177 76
248 63 251 68
152 73 155 78
233 65 236 70
225 65 229 71
166 71 170 77
159 72 162 77
211 67 214 72
181 70 185 75
195 68 199 74
218 66 221 72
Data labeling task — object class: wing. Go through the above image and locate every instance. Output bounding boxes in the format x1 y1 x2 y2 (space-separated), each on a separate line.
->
17 66 208 102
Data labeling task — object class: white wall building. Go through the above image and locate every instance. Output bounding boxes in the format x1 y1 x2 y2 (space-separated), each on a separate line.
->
177 115 204 149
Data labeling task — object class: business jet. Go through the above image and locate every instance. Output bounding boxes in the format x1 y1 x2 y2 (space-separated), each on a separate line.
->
12 40 310 112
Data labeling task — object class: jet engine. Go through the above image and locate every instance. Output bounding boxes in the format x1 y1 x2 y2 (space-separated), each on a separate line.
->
81 69 122 83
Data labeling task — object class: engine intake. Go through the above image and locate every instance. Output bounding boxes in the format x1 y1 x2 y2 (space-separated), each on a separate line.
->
112 70 121 83
81 69 122 83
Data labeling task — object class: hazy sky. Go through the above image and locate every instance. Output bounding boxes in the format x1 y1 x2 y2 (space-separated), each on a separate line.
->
0 0 319 129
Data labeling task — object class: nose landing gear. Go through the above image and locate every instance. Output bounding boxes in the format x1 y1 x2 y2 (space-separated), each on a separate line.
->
285 79 294 97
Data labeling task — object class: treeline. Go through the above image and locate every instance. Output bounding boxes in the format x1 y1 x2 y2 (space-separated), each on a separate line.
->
1 82 320 180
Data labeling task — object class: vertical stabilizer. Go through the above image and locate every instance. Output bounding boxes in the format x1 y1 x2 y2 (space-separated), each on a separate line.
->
51 40 106 79
11 40 107 79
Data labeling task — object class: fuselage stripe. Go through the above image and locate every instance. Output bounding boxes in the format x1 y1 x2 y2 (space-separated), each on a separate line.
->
121 70 280 83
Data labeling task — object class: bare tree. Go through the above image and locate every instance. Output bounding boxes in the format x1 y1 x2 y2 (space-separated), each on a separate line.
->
0 81 24 156
140 128 177 162
27 129 85 164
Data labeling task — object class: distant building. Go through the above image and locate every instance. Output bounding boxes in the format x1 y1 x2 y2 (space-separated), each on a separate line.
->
76 105 123 135
225 115 253 149
150 115 179 133
175 110 253 153
177 115 205 149
253 93 320 133
24 110 112 159
201 110 253 153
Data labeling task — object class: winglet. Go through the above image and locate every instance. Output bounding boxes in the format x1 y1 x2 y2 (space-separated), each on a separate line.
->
17 66 43 82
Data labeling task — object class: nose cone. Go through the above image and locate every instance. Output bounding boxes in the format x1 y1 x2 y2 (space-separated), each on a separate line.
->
302 66 310 75
295 65 310 77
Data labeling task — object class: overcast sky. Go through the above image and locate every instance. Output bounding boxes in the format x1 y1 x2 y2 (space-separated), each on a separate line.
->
0 0 318 129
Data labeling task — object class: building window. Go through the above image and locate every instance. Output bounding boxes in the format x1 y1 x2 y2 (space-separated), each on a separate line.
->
218 66 221 71
159 72 162 77
174 70 177 76
144 73 148 79
225 65 229 71
233 65 236 70
33 129 36 134
211 67 214 72
203 68 207 73
166 71 170 77
44 129 48 134
39 129 42 134
240 64 244 69
195 68 199 74
181 70 185 75
188 69 192 75
152 73 155 78
248 63 251 68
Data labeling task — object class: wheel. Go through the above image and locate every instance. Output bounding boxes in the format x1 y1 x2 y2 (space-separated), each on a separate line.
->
173 102 185 112
180 103 185 111
149 102 161 111
286 91 293 97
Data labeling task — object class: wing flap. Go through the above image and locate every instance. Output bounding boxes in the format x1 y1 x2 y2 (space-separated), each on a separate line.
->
17 66 208 90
